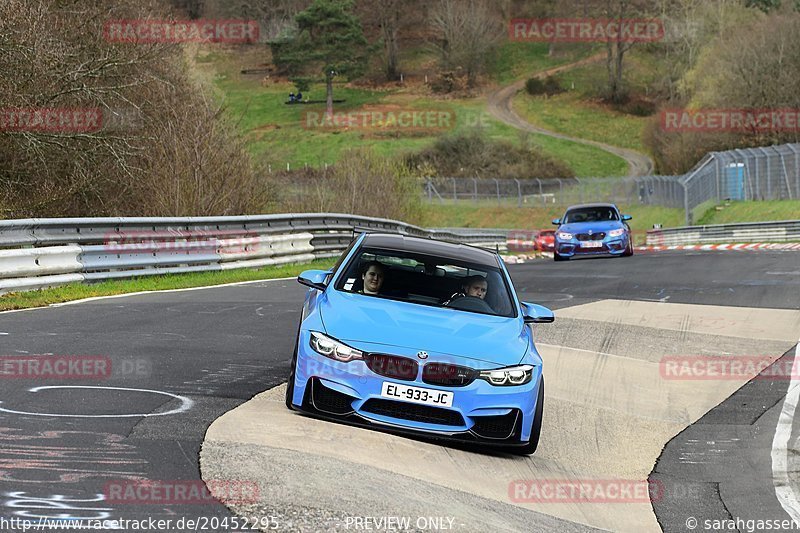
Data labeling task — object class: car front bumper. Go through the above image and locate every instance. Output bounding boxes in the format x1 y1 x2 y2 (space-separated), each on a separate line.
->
555 235 629 257
288 332 542 446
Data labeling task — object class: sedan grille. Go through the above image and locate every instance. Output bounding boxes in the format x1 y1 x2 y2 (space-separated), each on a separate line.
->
361 399 464 426
364 353 418 381
422 362 477 387
576 232 606 241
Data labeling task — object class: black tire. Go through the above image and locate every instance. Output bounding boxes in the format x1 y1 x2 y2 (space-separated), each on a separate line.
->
553 251 567 262
622 238 634 257
510 377 544 455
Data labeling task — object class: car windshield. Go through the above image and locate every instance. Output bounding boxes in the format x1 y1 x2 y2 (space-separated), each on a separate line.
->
335 247 517 318
563 206 619 223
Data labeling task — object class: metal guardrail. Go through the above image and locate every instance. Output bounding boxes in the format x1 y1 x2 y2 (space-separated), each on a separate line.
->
0 214 507 294
646 220 800 246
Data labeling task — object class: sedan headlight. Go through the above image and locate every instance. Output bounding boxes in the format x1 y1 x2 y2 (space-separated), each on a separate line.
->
608 228 626 237
479 364 534 386
557 232 573 240
309 332 363 363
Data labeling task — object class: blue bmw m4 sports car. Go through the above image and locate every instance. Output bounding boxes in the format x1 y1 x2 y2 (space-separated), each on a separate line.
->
285 232 554 454
551 203 634 261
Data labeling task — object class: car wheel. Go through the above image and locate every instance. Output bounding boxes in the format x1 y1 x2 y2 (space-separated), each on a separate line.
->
622 238 634 257
285 330 300 410
510 377 544 456
553 251 568 262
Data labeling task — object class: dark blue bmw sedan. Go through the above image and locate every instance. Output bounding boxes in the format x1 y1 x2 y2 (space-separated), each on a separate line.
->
551 203 634 261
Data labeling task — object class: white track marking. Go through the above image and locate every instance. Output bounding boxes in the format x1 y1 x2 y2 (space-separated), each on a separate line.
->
772 339 800 525
0 386 193 418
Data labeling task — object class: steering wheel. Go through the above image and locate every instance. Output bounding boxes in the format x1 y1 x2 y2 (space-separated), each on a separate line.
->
445 295 495 313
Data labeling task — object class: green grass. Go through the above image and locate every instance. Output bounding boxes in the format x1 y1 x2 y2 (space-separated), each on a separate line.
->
197 45 629 176
489 42 594 84
698 200 800 225
513 91 648 153
0 259 334 312
419 204 684 244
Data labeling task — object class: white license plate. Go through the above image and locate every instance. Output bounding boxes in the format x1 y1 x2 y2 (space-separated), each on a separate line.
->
581 241 603 248
381 382 453 407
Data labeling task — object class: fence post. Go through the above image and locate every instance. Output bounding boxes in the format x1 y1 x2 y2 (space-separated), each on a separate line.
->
494 179 500 205
789 144 800 199
473 178 478 204
682 180 691 226
760 147 771 199
514 179 522 207
452 177 457 201
536 179 544 207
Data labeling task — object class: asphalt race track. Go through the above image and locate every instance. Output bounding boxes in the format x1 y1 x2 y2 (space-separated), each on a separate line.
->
0 250 798 532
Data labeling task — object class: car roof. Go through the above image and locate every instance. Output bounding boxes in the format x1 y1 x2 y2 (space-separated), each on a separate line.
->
361 233 500 267
564 203 619 210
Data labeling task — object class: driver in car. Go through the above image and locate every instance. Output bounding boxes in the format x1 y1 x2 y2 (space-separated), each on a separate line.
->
444 275 488 305
464 276 488 299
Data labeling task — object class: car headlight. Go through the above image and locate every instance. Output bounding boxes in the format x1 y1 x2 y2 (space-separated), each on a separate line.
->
309 332 363 363
478 364 534 386
557 232 573 240
608 228 626 237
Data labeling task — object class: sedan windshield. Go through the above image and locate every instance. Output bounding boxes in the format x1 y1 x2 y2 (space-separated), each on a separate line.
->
335 247 517 318
563 206 619 223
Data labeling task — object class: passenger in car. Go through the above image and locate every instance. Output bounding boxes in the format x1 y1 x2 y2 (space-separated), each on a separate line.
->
359 261 385 295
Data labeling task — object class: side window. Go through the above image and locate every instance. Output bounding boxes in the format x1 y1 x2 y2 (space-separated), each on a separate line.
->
327 237 359 284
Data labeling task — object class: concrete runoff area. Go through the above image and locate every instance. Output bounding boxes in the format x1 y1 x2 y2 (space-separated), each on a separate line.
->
202 299 800 532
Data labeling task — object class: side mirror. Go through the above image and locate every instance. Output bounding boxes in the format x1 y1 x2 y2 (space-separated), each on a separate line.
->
297 269 329 291
622 214 632 221
521 302 555 324
551 218 561 226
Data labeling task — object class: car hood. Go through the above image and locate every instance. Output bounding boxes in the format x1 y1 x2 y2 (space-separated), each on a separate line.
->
558 220 625 234
318 289 529 367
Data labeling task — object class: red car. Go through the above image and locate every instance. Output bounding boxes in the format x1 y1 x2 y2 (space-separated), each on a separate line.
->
535 230 555 252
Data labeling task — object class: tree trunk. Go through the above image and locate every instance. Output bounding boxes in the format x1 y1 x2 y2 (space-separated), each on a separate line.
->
326 72 334 117
385 27 399 80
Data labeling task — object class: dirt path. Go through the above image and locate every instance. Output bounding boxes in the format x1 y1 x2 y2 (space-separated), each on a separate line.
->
486 53 655 177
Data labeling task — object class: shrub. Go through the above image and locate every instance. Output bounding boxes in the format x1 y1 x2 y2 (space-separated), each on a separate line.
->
525 76 563 96
404 131 573 179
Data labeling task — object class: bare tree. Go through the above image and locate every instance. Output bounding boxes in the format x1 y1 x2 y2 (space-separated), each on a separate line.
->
0 0 269 217
429 0 503 87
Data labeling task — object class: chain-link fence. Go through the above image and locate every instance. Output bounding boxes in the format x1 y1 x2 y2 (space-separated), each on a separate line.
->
424 143 800 225
423 176 685 209
681 144 800 224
